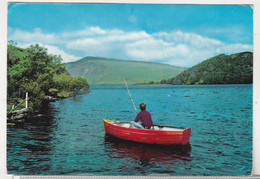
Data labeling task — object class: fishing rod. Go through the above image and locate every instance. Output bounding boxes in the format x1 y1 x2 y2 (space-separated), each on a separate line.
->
124 79 138 114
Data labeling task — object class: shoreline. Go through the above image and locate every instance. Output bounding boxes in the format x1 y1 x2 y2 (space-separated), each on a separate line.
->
7 90 91 125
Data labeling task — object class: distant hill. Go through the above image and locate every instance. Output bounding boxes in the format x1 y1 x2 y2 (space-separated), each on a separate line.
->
171 52 253 85
65 57 186 85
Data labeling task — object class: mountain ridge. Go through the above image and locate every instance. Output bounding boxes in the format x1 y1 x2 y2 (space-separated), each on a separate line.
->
170 52 253 85
66 57 187 85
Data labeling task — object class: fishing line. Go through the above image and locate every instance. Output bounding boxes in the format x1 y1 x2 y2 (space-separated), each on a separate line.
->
124 79 138 114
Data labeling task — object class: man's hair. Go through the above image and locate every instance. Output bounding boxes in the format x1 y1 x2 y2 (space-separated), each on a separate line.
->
139 103 146 111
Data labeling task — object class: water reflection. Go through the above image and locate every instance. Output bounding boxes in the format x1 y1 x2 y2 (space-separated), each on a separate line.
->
104 134 192 167
7 102 57 174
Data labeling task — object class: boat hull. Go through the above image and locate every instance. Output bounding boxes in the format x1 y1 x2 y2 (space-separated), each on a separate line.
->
103 119 191 145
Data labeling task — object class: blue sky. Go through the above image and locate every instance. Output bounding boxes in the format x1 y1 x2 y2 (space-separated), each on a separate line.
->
7 3 253 67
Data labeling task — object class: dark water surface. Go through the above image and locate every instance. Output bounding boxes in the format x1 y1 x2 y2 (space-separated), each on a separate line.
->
7 84 252 176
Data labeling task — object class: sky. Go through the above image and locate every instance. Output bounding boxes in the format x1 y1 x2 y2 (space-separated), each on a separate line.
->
7 3 253 67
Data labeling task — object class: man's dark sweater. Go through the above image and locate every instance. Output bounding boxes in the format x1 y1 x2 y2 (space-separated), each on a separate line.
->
134 110 153 129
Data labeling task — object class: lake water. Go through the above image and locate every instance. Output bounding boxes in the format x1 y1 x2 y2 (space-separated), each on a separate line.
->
7 84 253 176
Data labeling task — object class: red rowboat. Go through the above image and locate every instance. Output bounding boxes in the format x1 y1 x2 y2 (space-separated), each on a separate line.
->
103 119 191 145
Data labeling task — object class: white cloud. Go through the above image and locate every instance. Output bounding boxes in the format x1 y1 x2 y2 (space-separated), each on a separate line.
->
67 38 100 50
62 26 106 38
125 38 177 60
14 42 81 63
8 28 58 44
44 45 81 63
8 26 253 67
154 30 222 47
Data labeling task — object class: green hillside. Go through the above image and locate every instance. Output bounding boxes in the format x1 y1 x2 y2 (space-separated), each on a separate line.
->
66 57 186 85
170 52 253 85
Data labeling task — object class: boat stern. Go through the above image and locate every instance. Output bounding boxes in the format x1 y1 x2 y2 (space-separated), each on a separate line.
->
182 128 191 145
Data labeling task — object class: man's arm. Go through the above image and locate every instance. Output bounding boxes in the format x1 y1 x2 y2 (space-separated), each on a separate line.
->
134 112 140 122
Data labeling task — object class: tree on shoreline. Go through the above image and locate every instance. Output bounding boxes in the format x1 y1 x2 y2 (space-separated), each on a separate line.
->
7 42 90 110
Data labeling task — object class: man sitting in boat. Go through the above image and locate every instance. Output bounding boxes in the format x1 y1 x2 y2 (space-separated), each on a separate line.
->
130 103 153 129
